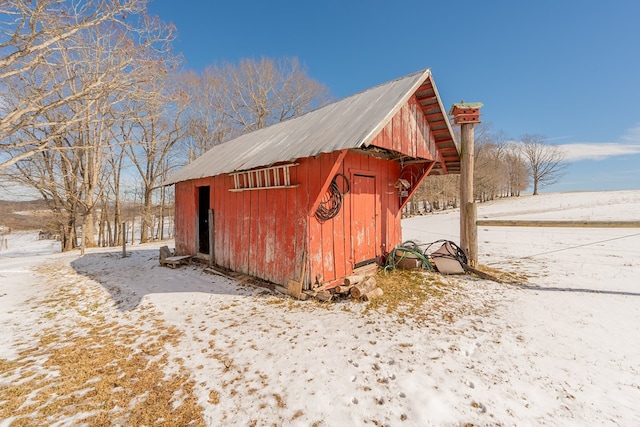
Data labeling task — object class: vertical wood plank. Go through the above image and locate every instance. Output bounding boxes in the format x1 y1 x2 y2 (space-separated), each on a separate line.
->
409 99 418 158
417 97 430 159
227 177 238 270
248 190 260 276
257 182 268 279
219 176 229 268
298 159 310 289
215 177 223 267
391 110 402 153
342 153 356 274
377 157 388 257
306 156 323 286
401 103 410 155
208 209 214 266
332 160 347 282
387 160 402 252
230 183 240 271
417 105 426 159
272 187 287 285
241 189 251 275
283 167 298 285
319 153 336 283
264 184 278 282
373 160 382 259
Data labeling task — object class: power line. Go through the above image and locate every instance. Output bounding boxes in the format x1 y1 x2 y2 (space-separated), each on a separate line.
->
522 232 640 259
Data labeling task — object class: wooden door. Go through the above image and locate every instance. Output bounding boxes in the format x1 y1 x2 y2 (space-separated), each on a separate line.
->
351 174 377 267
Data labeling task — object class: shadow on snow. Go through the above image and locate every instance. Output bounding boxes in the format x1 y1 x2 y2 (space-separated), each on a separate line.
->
511 282 640 297
70 248 263 312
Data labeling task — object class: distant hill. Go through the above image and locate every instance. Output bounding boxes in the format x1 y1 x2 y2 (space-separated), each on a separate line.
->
0 199 55 231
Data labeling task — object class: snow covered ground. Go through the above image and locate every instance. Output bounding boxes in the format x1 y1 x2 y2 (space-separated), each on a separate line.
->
1 190 639 426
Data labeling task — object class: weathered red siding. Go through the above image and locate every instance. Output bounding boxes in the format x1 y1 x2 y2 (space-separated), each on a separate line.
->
173 94 440 288
370 94 437 161
305 150 402 287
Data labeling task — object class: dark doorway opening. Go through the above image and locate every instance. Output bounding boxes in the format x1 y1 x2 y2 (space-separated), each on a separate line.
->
198 186 210 254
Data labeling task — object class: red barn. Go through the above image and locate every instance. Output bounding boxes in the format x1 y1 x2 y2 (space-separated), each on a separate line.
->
164 69 459 290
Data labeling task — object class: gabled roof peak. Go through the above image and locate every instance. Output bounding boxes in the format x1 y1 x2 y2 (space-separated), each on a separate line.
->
164 68 456 185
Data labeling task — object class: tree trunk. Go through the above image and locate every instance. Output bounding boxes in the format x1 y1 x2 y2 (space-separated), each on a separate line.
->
106 212 113 247
61 219 76 252
83 211 97 247
159 186 165 240
98 204 105 247
113 199 121 246
140 187 153 243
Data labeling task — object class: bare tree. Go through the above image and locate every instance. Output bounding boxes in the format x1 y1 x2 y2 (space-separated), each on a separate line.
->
217 57 331 133
177 70 232 159
472 123 505 201
416 174 460 211
415 125 532 212
0 0 173 169
6 129 83 251
503 143 529 196
519 134 568 195
120 66 187 243
0 3 176 250
178 57 331 160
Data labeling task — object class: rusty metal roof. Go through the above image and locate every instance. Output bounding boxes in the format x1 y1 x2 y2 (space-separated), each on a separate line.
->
164 68 458 185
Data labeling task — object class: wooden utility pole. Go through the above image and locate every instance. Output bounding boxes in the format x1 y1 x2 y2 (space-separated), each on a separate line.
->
449 102 483 266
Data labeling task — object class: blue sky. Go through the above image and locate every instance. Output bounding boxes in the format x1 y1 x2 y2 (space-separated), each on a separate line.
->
148 0 640 193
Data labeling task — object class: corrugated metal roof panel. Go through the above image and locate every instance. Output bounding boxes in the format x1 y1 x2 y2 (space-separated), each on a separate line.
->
164 69 453 185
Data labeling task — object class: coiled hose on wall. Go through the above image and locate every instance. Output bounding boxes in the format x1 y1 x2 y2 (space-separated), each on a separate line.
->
315 173 350 222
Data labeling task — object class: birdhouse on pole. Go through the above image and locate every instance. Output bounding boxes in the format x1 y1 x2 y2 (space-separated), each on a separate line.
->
449 101 483 267
449 102 483 125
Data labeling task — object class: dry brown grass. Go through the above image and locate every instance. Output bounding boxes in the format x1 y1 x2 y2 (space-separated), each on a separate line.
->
475 264 529 283
0 265 206 426
363 266 516 325
365 269 453 316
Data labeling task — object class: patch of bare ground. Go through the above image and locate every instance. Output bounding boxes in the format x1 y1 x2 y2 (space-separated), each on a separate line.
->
0 264 205 426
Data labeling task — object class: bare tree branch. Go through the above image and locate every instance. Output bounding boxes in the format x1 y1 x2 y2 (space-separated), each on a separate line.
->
1 2 178 249
0 0 175 168
178 57 331 161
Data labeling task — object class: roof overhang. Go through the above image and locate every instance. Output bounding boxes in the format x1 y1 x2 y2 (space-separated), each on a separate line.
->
414 76 460 174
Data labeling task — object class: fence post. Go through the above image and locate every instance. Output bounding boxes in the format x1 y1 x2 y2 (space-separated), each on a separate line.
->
80 225 85 256
122 222 127 258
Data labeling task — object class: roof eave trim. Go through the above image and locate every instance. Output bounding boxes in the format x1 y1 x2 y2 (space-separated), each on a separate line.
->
429 73 459 153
